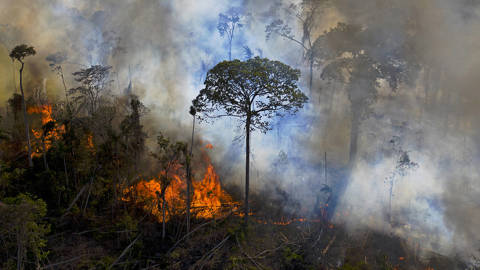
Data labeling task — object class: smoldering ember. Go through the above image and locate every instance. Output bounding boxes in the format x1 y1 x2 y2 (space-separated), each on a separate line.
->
0 1 479 269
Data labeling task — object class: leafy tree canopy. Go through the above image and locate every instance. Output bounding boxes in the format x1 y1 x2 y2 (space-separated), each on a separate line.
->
193 57 308 133
9 44 36 62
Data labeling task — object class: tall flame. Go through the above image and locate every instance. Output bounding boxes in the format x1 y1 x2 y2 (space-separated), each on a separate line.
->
192 163 233 218
123 145 235 221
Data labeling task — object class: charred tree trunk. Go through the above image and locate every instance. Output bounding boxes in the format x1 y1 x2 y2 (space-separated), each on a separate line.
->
19 61 33 167
42 135 48 170
186 115 195 234
63 155 69 188
17 235 22 270
244 114 251 226
162 191 167 240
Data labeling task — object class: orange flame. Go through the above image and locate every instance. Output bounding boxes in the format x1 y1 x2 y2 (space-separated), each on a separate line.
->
86 134 95 153
27 104 65 157
123 148 235 221
192 163 233 218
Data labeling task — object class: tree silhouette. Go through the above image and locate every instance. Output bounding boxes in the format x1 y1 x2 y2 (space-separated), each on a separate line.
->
186 105 196 234
192 57 308 224
265 0 328 91
314 22 413 170
69 65 112 116
218 9 244 60
46 52 69 102
9 44 36 167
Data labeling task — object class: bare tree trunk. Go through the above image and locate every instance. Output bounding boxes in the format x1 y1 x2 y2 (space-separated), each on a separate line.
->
244 114 251 226
309 57 313 91
64 155 69 188
162 192 167 240
42 136 48 170
228 25 234 61
12 61 18 93
348 114 360 172
17 236 22 270
324 152 327 185
186 115 195 234
389 177 394 224
19 61 33 167
59 66 69 103
229 38 232 61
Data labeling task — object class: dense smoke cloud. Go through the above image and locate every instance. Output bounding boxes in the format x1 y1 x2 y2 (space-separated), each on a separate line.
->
318 0 480 263
1 0 479 265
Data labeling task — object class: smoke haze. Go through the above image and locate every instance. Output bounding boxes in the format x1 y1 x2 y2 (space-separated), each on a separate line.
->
1 0 479 265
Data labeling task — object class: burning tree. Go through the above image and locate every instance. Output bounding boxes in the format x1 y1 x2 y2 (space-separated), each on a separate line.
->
192 57 308 225
152 133 186 240
9 44 36 167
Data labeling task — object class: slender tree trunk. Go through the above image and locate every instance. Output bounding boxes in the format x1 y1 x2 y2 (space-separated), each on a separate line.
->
186 115 195 234
17 235 22 270
229 37 232 61
64 155 69 188
19 62 33 167
162 192 166 240
348 114 360 172
12 61 18 93
244 114 251 225
60 67 69 103
309 57 313 91
389 177 394 224
42 136 48 170
324 152 327 185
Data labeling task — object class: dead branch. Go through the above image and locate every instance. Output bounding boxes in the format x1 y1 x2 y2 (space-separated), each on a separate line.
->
321 233 337 256
41 255 86 269
236 236 265 270
108 234 141 269
60 184 88 219
194 235 230 270
311 228 324 249
168 212 232 254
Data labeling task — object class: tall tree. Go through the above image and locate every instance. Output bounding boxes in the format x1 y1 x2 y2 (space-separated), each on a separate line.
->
186 105 197 234
192 57 308 224
120 95 147 173
69 65 112 116
314 22 414 170
9 44 36 167
217 9 244 60
265 0 328 91
46 52 69 102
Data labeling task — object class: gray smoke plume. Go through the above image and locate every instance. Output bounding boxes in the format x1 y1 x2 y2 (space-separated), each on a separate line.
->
0 0 479 265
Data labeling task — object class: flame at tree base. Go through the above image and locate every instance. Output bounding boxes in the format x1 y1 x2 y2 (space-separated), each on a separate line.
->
27 104 65 158
123 161 237 222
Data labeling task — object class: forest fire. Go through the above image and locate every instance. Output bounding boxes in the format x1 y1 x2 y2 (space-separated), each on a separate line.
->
27 104 65 157
123 146 236 221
